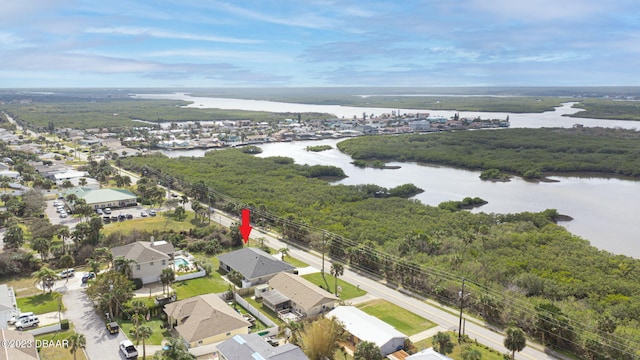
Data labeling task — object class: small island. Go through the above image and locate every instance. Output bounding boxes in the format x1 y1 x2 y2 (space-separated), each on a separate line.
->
351 159 401 170
438 197 488 211
305 145 333 152
480 168 512 182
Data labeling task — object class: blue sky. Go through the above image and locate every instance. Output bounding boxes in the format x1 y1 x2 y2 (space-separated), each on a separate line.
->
0 0 638 88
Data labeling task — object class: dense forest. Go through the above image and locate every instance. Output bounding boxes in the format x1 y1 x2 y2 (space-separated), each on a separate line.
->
337 127 640 178
120 148 640 359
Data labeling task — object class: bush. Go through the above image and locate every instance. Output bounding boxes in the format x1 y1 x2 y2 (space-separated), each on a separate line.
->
131 278 143 290
60 319 69 330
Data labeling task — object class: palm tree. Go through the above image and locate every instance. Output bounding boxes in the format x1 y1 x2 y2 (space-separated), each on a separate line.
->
461 345 482 360
33 267 59 293
279 247 290 261
32 237 51 261
160 267 175 295
86 258 101 276
113 256 136 278
67 333 86 360
284 320 304 345
504 327 526 359
135 324 153 359
330 262 344 296
160 337 195 360
432 331 454 355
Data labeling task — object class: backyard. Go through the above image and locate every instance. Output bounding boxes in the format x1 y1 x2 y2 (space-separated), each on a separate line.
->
16 292 65 315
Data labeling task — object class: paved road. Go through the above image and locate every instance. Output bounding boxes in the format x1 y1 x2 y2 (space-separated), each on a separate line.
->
62 288 132 360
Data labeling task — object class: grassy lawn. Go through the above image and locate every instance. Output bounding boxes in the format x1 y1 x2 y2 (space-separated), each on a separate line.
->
302 273 367 300
173 273 229 299
232 302 270 333
119 318 170 345
4 276 41 298
356 299 435 336
283 255 308 268
414 332 506 360
243 296 283 325
16 292 65 315
102 211 197 236
36 327 88 360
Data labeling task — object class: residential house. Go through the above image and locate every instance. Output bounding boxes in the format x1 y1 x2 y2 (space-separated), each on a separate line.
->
164 294 251 347
217 247 295 288
217 333 308 360
64 187 137 210
0 285 18 329
263 272 338 319
0 329 39 360
326 306 406 356
111 240 175 284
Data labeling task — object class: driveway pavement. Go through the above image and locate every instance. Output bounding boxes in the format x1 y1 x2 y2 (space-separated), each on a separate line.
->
62 288 132 360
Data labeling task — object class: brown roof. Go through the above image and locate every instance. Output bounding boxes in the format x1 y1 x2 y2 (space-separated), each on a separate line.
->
0 329 39 360
268 272 338 312
164 294 250 343
111 241 174 264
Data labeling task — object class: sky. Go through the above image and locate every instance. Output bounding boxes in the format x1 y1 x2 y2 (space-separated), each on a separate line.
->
0 0 639 88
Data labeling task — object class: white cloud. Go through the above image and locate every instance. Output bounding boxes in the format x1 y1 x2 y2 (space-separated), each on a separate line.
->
85 26 261 44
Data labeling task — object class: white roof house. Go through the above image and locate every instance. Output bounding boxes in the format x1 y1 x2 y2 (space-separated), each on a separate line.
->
326 306 406 356
406 348 454 360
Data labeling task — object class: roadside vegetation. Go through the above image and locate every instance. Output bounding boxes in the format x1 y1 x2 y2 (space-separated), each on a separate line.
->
338 127 640 178
120 147 640 358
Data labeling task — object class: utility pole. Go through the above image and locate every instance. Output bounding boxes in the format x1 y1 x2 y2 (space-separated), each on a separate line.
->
458 277 466 343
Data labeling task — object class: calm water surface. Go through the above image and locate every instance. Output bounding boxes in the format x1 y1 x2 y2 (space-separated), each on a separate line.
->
147 93 640 258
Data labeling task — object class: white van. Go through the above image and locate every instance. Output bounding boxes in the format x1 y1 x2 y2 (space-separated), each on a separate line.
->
8 312 34 325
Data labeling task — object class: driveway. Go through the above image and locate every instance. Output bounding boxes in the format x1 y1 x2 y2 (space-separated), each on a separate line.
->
62 288 132 360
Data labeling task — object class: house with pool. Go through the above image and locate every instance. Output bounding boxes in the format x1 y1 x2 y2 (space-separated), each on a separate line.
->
111 239 175 285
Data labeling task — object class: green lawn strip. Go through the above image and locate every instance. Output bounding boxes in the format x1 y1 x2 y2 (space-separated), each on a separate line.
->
301 272 367 300
172 274 229 299
118 319 169 345
35 326 88 360
243 296 283 325
102 211 197 236
356 299 435 336
16 292 65 315
414 331 506 360
282 256 308 268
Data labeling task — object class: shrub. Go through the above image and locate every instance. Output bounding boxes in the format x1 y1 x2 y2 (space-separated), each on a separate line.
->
131 278 143 290
60 319 69 330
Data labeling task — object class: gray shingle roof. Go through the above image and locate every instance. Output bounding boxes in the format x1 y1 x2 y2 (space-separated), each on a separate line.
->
111 241 174 263
217 247 295 280
217 333 309 360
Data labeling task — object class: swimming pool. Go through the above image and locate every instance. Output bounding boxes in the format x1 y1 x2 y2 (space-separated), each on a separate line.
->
174 257 190 268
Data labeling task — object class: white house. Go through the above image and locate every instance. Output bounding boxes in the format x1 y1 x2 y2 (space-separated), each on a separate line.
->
111 240 175 284
326 306 406 356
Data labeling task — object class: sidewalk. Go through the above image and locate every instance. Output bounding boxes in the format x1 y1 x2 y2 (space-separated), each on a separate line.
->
409 325 447 343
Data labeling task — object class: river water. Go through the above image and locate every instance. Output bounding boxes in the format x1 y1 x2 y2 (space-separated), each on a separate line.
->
140 93 640 258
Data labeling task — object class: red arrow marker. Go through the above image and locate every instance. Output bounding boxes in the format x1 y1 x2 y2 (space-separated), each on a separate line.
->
239 208 252 245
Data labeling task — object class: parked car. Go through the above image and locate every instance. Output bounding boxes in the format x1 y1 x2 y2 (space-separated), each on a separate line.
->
148 210 157 216
106 321 119 334
59 268 75 278
140 211 148 217
103 208 111 214
8 312 34 325
15 315 39 330
82 272 96 283
118 214 126 221
96 208 103 215
53 200 61 207
110 215 118 221
119 340 138 359
126 213 133 219
56 207 65 213
103 216 111 223
60 212 68 218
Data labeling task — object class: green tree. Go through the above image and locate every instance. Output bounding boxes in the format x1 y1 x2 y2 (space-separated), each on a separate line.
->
330 262 344 296
432 331 454 355
284 320 304 345
3 225 24 250
67 333 86 360
86 271 134 318
461 345 482 360
354 340 383 360
160 267 175 295
113 256 136 278
32 237 51 261
279 247 290 261
33 267 59 293
132 324 153 360
504 327 526 360
153 337 195 360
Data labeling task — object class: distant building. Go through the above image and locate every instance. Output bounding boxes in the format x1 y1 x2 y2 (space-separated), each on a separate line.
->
64 187 137 210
